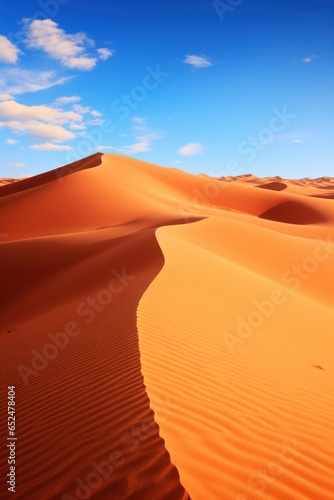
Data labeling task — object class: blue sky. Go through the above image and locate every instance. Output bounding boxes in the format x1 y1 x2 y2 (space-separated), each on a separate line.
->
0 0 333 179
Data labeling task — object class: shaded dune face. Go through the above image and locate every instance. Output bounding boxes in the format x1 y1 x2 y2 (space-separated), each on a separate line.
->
256 181 287 191
0 154 195 499
259 200 328 224
0 153 333 500
309 193 334 200
0 218 203 330
0 223 193 500
0 153 103 199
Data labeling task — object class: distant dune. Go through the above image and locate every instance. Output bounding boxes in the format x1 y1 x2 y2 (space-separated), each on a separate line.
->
0 153 333 499
0 179 19 187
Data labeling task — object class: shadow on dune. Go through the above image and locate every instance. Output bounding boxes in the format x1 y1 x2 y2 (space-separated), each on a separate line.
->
259 200 327 225
256 182 287 191
0 217 201 499
0 153 103 198
0 218 204 330
309 193 334 200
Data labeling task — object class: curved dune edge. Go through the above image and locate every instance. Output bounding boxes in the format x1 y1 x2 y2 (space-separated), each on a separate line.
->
138 219 334 499
0 224 191 500
0 154 200 499
0 153 103 198
0 153 334 499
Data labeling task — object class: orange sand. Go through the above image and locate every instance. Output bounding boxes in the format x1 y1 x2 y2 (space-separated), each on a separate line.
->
0 153 333 499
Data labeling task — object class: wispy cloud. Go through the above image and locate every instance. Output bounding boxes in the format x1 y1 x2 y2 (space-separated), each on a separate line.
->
7 162 26 167
0 36 20 64
96 145 114 151
257 133 307 144
24 19 114 71
97 48 114 61
71 103 102 119
86 118 104 126
0 68 70 95
6 138 18 145
97 132 161 154
119 117 161 154
97 118 161 154
72 104 91 114
90 109 102 117
184 54 213 69
69 123 86 130
131 116 146 125
54 96 82 106
303 55 317 63
120 130 161 154
178 142 206 156
30 143 72 151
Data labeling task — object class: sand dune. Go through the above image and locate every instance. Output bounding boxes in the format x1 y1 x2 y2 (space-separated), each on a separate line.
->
0 153 333 499
0 179 18 187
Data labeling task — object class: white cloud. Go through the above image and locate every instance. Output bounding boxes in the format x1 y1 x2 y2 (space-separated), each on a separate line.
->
25 19 108 71
64 56 97 71
0 120 75 142
0 100 82 124
90 109 102 117
71 104 103 118
0 96 109 146
7 162 26 167
0 99 81 143
303 55 317 63
30 143 72 151
292 139 305 143
0 93 14 101
178 142 206 156
73 104 91 114
97 48 114 60
0 68 70 95
54 95 81 105
184 55 213 69
0 36 20 64
6 138 18 145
